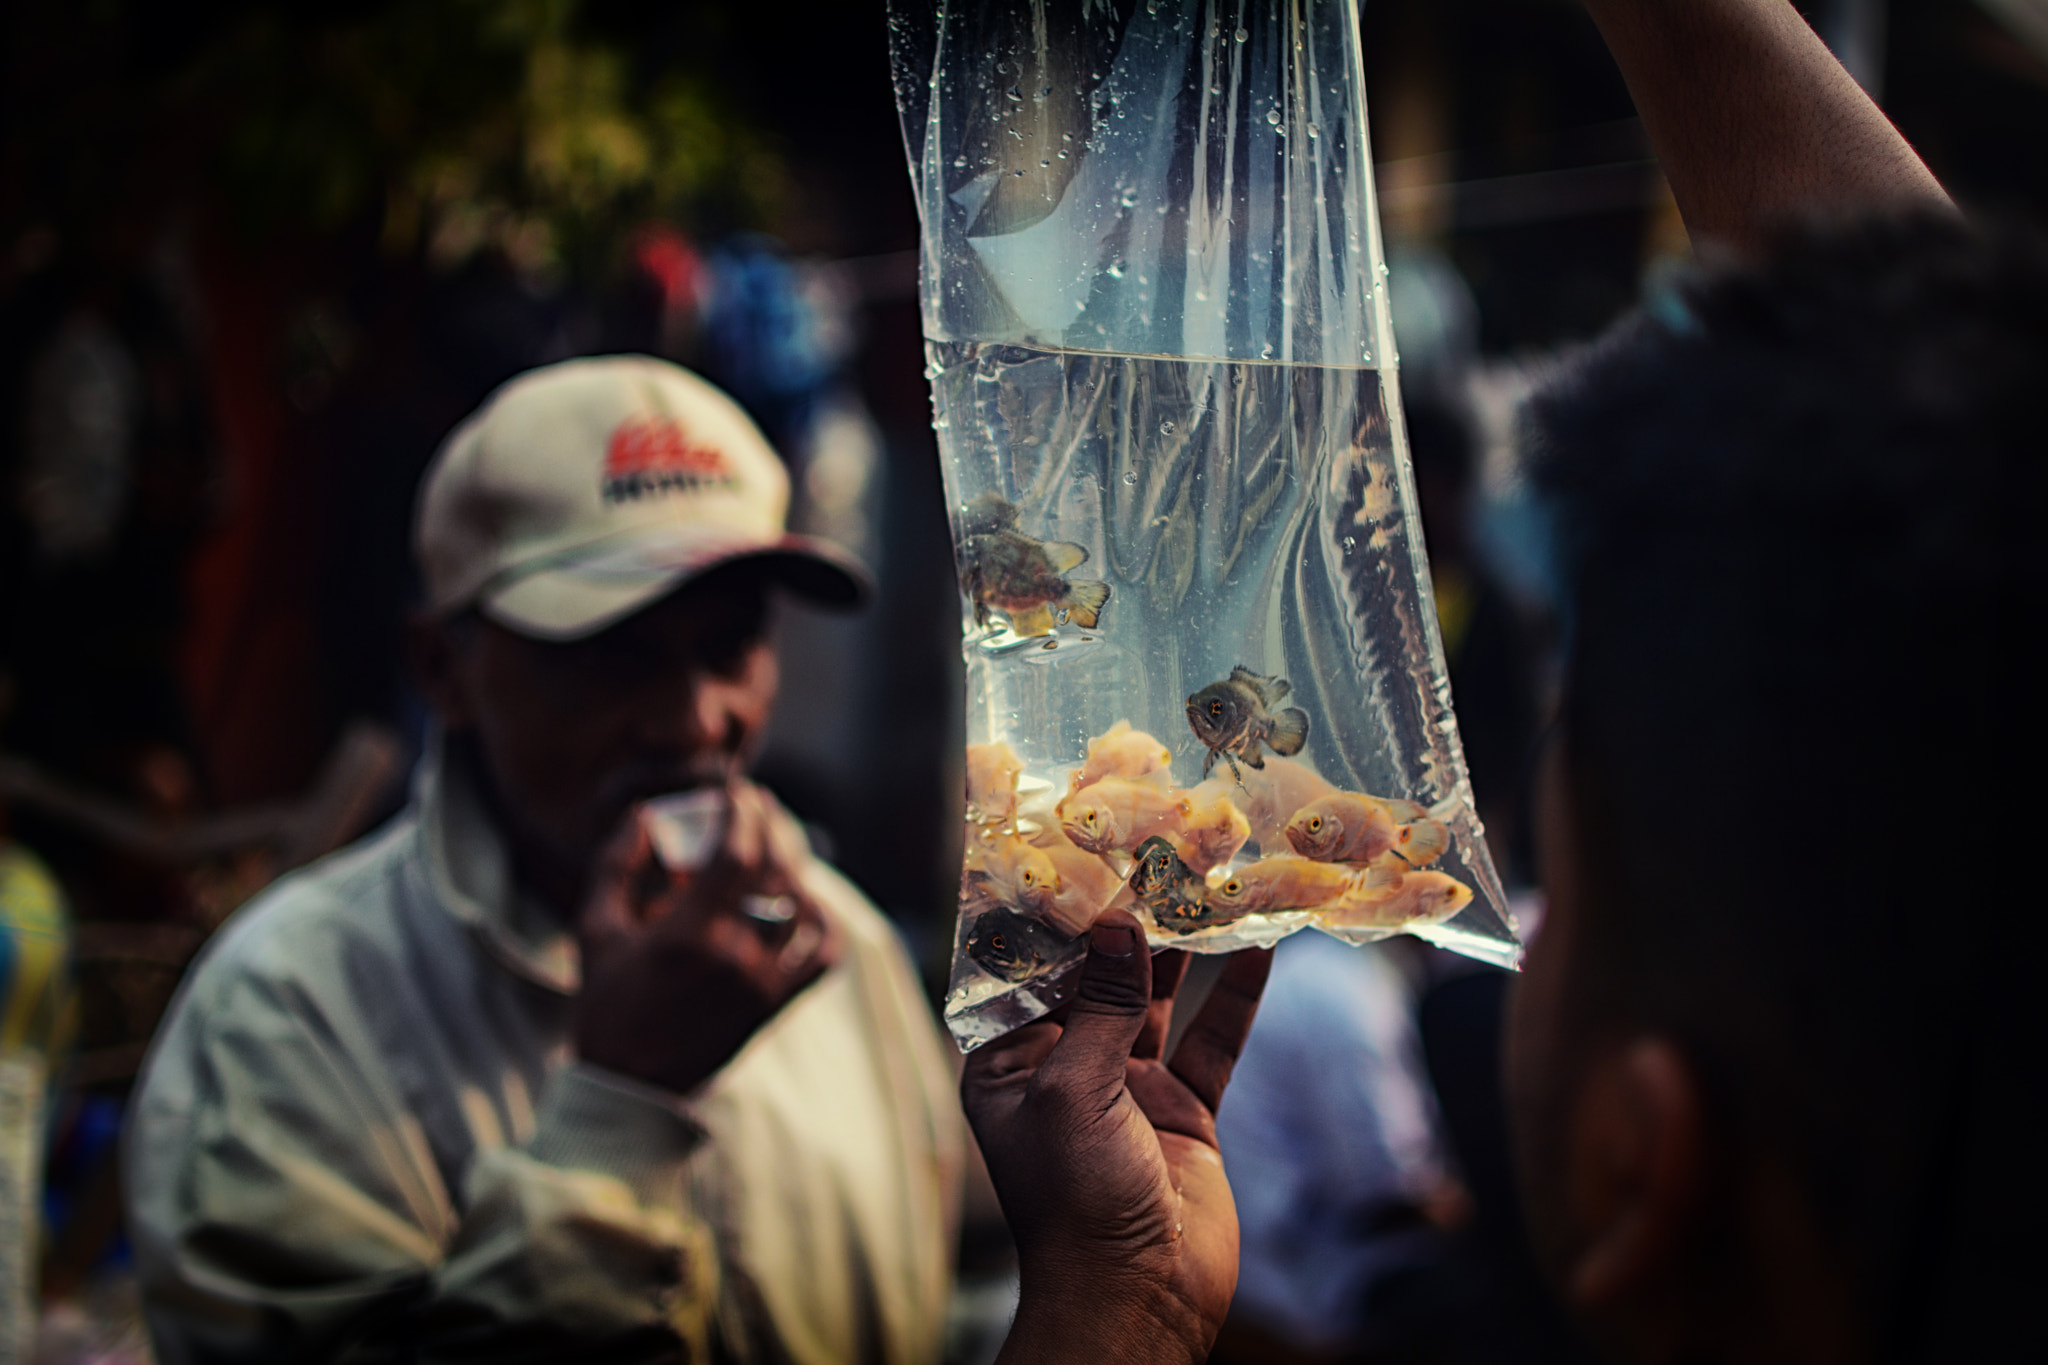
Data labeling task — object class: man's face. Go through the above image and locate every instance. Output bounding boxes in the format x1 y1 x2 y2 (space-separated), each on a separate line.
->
432 567 779 902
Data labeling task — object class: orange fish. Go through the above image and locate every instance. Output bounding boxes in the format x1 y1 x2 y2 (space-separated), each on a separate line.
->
1190 755 1337 854
961 834 1058 919
1320 863 1473 930
964 742 1023 824
1068 720 1174 795
1029 827 1127 937
1285 793 1402 863
1058 779 1192 855
1206 855 1365 918
1173 793 1250 875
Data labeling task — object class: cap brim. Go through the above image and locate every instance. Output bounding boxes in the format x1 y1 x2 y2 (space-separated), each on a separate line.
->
481 532 870 643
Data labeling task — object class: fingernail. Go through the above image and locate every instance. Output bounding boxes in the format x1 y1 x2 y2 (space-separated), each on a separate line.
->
1090 923 1136 958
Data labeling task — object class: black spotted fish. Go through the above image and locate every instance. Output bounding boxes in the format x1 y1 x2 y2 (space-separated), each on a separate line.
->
963 906 1074 982
960 496 1111 637
1186 666 1309 778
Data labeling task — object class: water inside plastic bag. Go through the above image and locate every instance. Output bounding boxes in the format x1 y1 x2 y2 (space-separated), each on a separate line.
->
891 0 1520 1050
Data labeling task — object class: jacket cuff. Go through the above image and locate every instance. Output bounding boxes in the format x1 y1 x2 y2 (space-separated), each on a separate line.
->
526 1063 708 1203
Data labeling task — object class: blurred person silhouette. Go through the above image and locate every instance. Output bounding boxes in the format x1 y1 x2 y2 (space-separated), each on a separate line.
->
126 357 965 1363
1210 933 1451 1361
946 4 2024 1365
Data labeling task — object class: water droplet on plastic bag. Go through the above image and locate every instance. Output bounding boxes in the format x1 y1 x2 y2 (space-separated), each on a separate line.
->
1307 124 1320 139
1266 107 1281 126
1122 472 1138 485
1107 261 1126 278
1159 420 1176 435
1120 188 1137 207
1235 26 1248 42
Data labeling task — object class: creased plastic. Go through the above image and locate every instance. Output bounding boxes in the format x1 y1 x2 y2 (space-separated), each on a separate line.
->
890 0 1521 1052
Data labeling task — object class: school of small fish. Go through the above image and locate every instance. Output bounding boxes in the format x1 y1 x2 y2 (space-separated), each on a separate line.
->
958 673 1475 984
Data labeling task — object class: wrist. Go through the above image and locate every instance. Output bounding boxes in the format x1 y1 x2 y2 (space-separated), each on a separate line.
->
999 1259 1212 1365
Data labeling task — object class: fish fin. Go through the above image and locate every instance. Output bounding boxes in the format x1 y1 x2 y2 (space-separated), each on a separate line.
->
1359 857 1406 896
1009 604 1057 636
1267 707 1309 756
1424 794 1462 822
1396 819 1450 867
1240 746 1266 770
1229 665 1289 704
1040 540 1090 573
1201 748 1217 779
1060 579 1111 629
1379 796 1428 822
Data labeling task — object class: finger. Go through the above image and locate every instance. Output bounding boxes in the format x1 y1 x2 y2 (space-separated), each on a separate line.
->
772 890 841 989
1168 945 1274 1116
1132 949 1190 1062
1034 912 1152 1106
581 808 658 938
686 785 763 915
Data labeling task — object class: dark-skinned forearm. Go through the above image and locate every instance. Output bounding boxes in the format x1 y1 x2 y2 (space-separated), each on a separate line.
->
1581 0 1951 252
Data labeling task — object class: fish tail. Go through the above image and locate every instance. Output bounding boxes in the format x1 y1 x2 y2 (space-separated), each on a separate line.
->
1267 707 1309 757
1395 818 1451 867
1060 579 1111 629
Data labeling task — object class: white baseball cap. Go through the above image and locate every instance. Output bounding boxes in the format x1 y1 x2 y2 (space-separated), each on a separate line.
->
414 355 867 642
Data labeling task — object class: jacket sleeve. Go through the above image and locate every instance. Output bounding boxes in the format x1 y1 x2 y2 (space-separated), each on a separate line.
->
126 959 718 1365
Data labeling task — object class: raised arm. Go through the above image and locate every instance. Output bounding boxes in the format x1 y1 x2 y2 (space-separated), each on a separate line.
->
1583 0 1951 251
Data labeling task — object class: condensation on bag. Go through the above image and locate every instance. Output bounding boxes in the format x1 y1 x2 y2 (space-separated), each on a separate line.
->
890 0 1520 1051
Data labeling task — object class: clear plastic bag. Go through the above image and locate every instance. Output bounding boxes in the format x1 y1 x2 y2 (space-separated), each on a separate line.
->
889 0 1520 1051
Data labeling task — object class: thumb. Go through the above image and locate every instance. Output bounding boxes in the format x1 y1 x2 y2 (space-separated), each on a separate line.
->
1038 914 1152 1100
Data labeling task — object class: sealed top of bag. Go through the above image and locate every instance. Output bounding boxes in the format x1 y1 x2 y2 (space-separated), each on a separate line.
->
891 0 1386 366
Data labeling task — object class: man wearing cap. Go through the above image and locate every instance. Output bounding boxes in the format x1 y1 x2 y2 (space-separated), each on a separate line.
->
126 357 966 1364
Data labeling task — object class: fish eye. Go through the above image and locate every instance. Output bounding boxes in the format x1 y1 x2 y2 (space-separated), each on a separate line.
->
1209 700 1224 716
990 933 1007 950
1223 879 1241 895
1307 816 1322 831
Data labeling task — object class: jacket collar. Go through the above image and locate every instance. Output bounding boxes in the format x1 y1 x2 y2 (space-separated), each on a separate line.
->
414 732 581 995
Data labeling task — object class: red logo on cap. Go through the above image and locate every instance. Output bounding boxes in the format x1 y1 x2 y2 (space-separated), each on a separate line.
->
602 416 736 504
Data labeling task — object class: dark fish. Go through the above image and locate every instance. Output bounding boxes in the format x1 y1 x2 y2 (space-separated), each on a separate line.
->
959 497 1111 637
1127 836 1245 933
958 492 1021 538
963 907 1075 982
1186 666 1310 778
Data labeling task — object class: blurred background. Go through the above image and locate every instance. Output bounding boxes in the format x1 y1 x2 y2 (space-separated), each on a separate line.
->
1 0 2043 1359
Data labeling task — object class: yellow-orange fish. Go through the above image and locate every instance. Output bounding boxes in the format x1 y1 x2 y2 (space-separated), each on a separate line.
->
961 834 1059 919
1285 793 1402 863
1320 863 1473 930
1190 755 1337 854
1173 793 1250 875
1058 779 1192 855
964 742 1023 824
1206 855 1364 918
1068 720 1175 795
1030 828 1126 936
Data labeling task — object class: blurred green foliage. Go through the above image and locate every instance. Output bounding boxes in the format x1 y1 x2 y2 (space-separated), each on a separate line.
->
6 0 785 275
